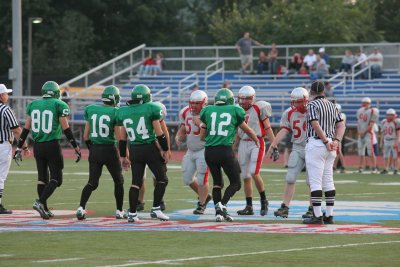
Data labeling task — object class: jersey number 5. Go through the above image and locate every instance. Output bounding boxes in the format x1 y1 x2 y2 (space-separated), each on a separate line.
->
209 112 232 136
292 119 306 138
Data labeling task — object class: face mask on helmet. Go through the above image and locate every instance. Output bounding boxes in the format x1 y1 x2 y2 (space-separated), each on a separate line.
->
387 114 395 122
190 100 206 115
238 96 254 110
361 102 370 108
291 98 308 113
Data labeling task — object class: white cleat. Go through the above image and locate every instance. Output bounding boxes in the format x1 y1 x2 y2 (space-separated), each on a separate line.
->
116 209 128 219
215 214 224 222
127 212 140 223
150 207 169 221
76 207 86 220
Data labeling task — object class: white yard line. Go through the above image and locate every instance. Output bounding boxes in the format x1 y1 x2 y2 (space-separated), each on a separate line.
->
97 240 400 267
0 254 14 257
33 257 84 263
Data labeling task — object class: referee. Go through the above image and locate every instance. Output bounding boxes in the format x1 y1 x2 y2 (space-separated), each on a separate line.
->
303 81 345 224
0 84 29 214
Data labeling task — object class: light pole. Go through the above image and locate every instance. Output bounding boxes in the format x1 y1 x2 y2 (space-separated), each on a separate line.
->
27 17 42 96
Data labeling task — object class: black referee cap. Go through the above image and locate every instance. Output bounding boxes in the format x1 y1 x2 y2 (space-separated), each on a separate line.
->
310 80 325 93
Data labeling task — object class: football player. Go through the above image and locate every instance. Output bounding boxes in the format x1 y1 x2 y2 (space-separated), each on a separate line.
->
116 84 169 222
175 90 212 214
334 104 346 173
200 88 259 222
76 85 126 220
379 108 400 174
15 81 81 219
268 87 311 218
235 86 276 216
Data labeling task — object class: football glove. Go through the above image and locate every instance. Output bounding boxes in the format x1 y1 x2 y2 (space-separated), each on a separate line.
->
13 148 22 166
270 147 279 162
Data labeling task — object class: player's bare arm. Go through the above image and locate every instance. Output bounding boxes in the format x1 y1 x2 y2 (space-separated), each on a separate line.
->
199 122 206 141
238 122 259 148
333 121 346 150
263 118 275 143
60 116 81 162
310 120 334 151
153 119 169 163
117 126 130 171
175 125 187 146
267 128 289 157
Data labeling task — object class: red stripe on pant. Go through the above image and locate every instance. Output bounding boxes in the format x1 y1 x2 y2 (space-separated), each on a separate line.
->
203 167 209 184
254 137 265 175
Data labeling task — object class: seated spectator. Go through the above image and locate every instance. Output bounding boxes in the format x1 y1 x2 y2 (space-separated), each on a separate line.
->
319 47 330 65
355 49 368 79
288 53 303 74
340 49 354 73
303 49 317 70
149 52 165 76
222 80 231 89
256 51 268 74
137 54 156 77
268 43 279 74
368 47 383 79
276 65 288 76
298 65 309 75
324 81 334 97
310 55 328 79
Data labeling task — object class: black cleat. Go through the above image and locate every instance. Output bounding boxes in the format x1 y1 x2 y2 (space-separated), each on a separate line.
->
394 170 398 175
380 169 388 174
215 202 233 222
323 213 334 224
33 199 50 220
0 204 12 214
45 209 55 218
237 205 254 215
302 206 314 219
302 216 324 224
260 199 269 216
274 203 289 218
160 200 166 211
137 201 145 212
193 202 205 215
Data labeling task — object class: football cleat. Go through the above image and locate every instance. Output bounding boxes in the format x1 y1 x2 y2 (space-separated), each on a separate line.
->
302 206 314 219
33 199 49 220
237 205 254 215
137 201 145 212
127 212 140 223
115 209 128 219
45 209 55 218
274 203 289 218
150 207 169 221
394 170 398 175
260 199 269 216
371 168 378 174
215 202 233 222
380 169 388 174
160 200 166 211
215 214 224 222
323 213 334 224
358 168 363 173
193 202 205 215
76 207 86 220
302 216 324 224
0 204 12 214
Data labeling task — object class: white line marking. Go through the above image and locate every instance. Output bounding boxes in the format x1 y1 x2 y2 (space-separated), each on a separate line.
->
33 257 84 263
0 254 14 257
97 240 400 267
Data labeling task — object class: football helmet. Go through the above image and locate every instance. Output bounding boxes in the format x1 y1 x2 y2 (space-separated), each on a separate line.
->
386 108 396 122
130 84 151 104
214 88 234 105
189 90 208 115
238 85 256 110
42 81 60 99
154 101 167 120
101 85 121 106
290 87 309 113
335 103 342 113
361 97 371 108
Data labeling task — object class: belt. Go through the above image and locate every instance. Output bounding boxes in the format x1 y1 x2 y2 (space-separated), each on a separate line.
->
313 136 320 140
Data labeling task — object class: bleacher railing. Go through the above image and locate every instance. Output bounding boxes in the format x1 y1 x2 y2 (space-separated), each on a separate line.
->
351 58 372 90
153 86 172 112
204 60 225 91
177 73 198 110
329 71 346 95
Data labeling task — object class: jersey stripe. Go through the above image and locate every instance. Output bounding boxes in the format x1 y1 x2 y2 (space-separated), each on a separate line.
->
254 138 265 175
0 103 19 142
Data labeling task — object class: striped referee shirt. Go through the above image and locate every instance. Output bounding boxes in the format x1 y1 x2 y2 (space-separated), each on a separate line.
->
306 96 342 139
0 102 19 142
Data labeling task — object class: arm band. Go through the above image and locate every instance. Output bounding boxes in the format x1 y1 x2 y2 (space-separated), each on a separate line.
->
17 128 30 149
85 140 93 149
63 128 78 148
119 140 127 157
333 138 341 143
157 134 169 151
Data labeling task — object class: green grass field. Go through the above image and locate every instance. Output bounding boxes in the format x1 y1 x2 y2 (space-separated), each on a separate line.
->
1 158 400 267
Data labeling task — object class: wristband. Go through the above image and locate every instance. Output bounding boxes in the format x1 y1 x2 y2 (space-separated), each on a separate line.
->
119 140 127 157
63 128 78 148
17 128 30 149
22 146 29 151
333 138 341 143
85 140 93 149
157 134 169 151
323 140 329 145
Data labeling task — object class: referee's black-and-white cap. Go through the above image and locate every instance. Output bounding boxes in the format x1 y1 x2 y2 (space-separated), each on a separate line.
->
310 80 325 93
0 84 13 94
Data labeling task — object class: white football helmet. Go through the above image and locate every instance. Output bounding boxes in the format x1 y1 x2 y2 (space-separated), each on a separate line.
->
290 87 309 113
361 97 371 108
386 108 396 115
238 85 256 110
335 104 342 113
189 90 208 115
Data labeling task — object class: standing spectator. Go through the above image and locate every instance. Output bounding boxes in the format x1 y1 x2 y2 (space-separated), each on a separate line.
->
222 80 231 89
303 81 345 224
340 50 355 73
0 84 30 214
192 84 200 92
368 47 384 79
303 49 317 70
268 43 279 74
235 32 264 74
355 50 368 79
324 81 334 98
288 53 303 74
256 51 268 74
318 47 330 65
310 55 329 80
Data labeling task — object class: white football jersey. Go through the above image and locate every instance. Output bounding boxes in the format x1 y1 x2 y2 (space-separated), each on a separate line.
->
381 118 400 144
357 107 379 133
179 105 205 151
280 107 307 147
238 101 272 139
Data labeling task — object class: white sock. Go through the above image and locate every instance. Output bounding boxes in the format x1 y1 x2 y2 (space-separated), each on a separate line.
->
313 206 322 217
325 206 334 217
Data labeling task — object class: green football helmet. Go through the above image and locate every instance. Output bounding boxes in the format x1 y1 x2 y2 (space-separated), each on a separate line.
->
214 88 234 105
101 85 120 106
130 84 151 104
41 81 60 99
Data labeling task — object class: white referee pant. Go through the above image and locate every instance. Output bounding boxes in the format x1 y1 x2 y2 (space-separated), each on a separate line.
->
305 138 336 192
0 142 12 191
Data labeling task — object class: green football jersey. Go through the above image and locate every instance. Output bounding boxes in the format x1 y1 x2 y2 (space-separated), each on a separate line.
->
84 104 118 145
200 105 245 147
116 102 162 145
26 98 70 142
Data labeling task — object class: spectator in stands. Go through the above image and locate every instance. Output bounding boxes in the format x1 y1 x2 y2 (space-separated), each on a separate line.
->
150 52 165 76
355 49 368 79
368 47 383 79
298 65 309 76
192 84 199 92
288 53 303 74
256 51 268 74
235 32 264 74
318 47 330 65
277 65 288 76
324 81 334 97
222 80 231 89
310 55 329 80
340 50 354 73
303 49 317 70
137 54 156 77
268 43 279 74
